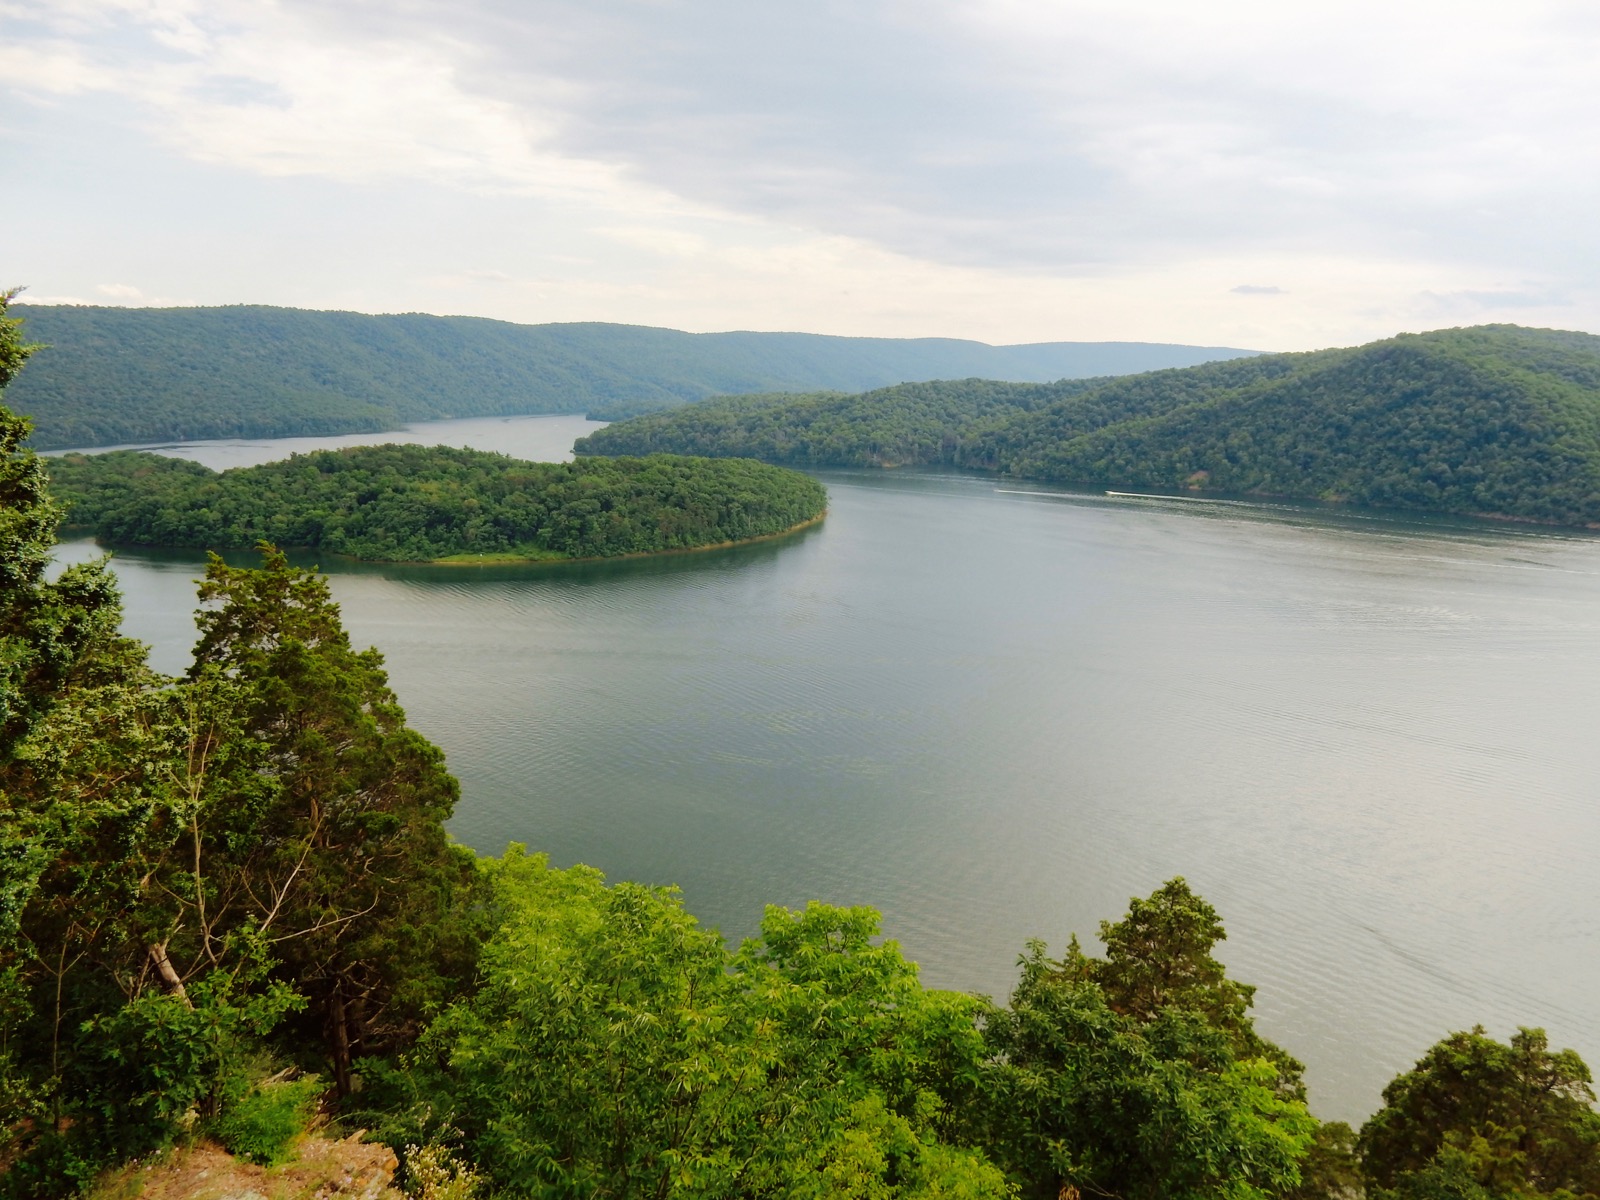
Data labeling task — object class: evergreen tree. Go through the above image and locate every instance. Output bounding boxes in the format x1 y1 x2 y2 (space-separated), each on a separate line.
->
1360 1026 1600 1199
1090 877 1306 1098
0 289 123 764
190 547 484 1093
981 881 1316 1200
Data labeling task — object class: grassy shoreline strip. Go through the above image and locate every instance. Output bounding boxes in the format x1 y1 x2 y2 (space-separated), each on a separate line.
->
422 509 826 565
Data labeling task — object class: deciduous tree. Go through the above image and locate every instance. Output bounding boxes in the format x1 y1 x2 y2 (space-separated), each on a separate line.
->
407 850 1010 1199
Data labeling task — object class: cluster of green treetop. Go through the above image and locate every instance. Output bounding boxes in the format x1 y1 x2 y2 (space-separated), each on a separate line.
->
2 294 1598 1200
578 325 1600 526
4 303 1250 449
46 446 827 564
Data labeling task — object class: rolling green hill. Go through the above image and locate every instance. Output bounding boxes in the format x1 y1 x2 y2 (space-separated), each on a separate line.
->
6 303 1253 450
576 325 1600 526
47 444 828 563
563 380 1103 470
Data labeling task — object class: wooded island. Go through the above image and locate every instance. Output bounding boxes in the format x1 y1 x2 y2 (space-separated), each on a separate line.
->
47 444 828 563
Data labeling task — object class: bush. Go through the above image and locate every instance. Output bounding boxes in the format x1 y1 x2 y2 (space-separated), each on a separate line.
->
403 1143 482 1200
207 1075 324 1167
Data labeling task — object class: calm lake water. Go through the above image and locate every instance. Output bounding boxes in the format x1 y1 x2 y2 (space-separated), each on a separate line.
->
51 415 1600 1124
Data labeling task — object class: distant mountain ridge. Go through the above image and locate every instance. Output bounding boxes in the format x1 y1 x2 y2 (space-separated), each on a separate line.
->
576 325 1600 527
6 304 1256 450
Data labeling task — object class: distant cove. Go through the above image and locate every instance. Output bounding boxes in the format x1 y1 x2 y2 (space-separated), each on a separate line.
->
52 414 1600 1125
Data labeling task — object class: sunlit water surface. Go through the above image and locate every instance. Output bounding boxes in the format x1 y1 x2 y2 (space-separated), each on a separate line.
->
52 415 1600 1123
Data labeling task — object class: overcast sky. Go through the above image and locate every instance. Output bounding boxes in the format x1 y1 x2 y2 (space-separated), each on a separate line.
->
3 0 1598 349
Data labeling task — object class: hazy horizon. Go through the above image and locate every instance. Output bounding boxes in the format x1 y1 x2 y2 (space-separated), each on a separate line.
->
5 1 1597 352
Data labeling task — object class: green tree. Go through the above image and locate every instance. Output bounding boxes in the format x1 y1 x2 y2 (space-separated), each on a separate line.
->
1 617 311 1190
1 537 483 1188
1286 1121 1363 1200
189 547 484 1094
1 290 174 1190
1092 877 1255 1022
1359 1026 1600 1199
1089 877 1305 1097
0 288 123 763
407 849 1010 1199
981 881 1317 1200
729 900 1002 1198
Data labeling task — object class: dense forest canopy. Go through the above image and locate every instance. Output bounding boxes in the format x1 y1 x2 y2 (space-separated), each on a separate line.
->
46 444 828 563
568 380 1101 470
6 303 1254 450
578 325 1600 527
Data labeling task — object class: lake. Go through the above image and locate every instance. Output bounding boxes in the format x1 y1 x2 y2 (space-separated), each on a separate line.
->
51 414 1600 1124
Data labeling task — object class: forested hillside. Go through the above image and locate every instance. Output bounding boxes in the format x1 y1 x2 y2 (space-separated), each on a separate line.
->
579 325 1600 526
6 303 1253 450
567 380 1104 469
48 444 827 563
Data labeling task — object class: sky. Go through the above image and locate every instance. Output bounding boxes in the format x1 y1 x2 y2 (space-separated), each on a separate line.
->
3 0 1598 350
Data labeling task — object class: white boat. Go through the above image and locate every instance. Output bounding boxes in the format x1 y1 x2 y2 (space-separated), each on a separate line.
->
1104 490 1250 505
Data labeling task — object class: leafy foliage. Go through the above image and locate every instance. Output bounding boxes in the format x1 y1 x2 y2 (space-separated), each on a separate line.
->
1 533 482 1188
1359 1026 1600 1199
6 304 1251 450
207 1073 325 1166
574 381 1092 468
1287 1121 1364 1200
47 444 828 563
2 288 148 1194
395 849 1011 1200
981 881 1317 1200
1089 877 1306 1097
581 325 1600 526
0 290 125 762
188 549 487 1090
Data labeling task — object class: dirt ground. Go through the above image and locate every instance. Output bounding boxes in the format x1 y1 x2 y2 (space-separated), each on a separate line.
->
90 1133 401 1200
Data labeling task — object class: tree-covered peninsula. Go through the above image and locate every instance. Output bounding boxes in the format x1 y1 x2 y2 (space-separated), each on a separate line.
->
46 444 827 563
578 325 1600 526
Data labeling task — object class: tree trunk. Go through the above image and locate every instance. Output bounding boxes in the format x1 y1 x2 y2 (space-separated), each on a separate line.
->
330 980 352 1096
148 942 193 1009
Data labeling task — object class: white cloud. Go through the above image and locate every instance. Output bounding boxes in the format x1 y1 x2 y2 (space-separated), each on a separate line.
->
3 0 1599 346
2 0 667 205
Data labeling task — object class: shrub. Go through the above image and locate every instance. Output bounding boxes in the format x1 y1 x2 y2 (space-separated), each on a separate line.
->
207 1075 324 1167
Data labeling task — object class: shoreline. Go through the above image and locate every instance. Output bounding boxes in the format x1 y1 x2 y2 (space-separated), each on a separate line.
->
413 510 827 567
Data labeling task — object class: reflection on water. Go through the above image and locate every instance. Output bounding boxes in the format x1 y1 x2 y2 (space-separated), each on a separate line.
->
50 422 1600 1124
